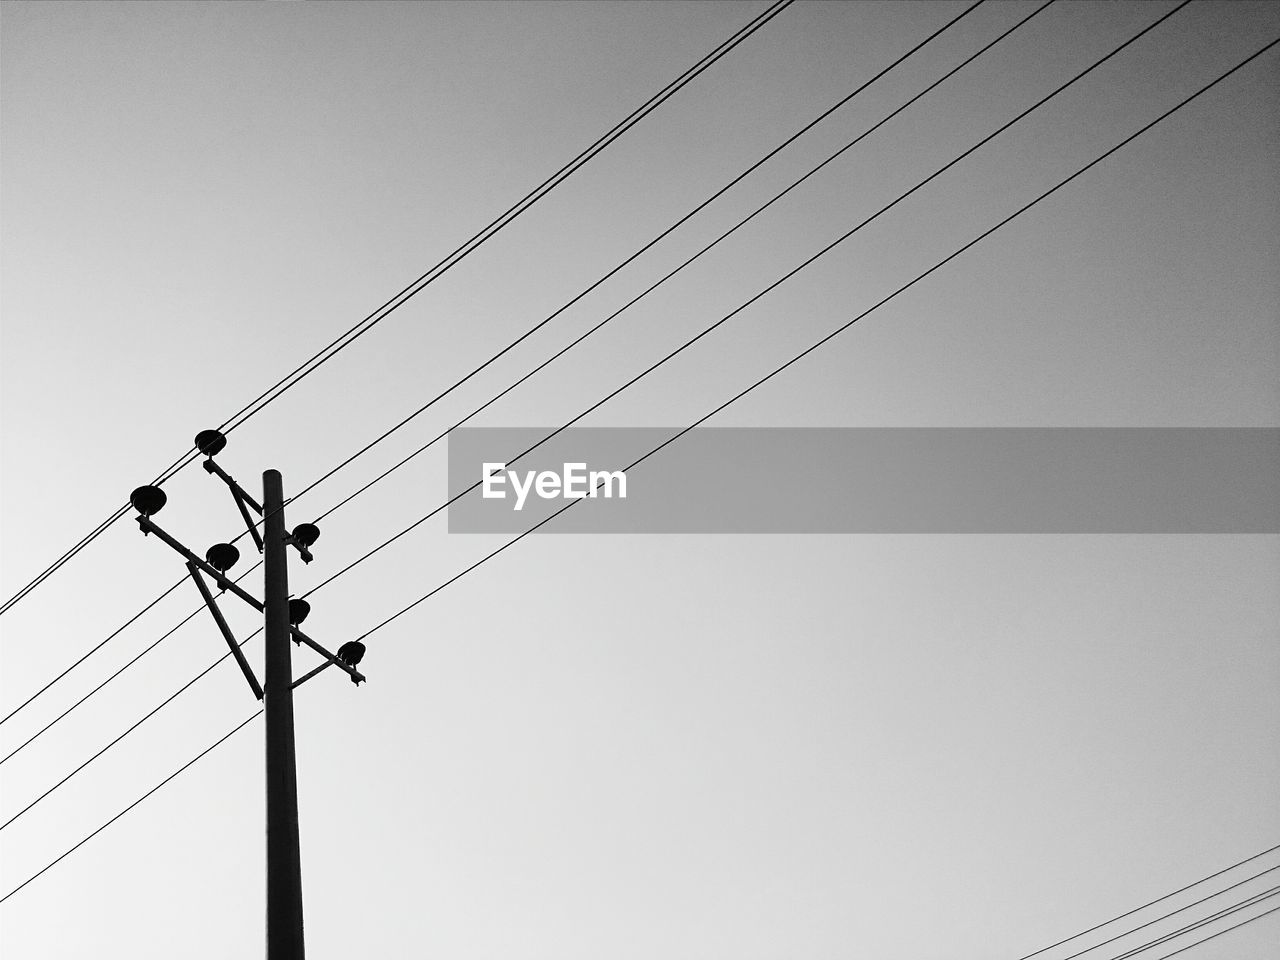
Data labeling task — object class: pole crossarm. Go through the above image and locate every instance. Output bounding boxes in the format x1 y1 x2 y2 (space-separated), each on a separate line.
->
135 515 365 686
186 562 264 701
136 515 264 612
283 533 314 565
290 627 365 685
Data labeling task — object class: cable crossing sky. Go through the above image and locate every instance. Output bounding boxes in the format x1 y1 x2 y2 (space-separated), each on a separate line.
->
1 0 1124 801
0 0 995 736
0 0 794 622
3 9 1272 898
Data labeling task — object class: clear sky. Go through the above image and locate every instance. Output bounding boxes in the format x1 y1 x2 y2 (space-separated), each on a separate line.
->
1 1 1277 957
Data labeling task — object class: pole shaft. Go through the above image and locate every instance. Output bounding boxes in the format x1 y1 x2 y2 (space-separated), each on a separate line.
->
263 470 304 959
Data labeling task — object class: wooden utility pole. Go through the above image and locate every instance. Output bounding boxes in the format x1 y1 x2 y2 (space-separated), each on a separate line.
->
131 432 366 958
263 469 305 959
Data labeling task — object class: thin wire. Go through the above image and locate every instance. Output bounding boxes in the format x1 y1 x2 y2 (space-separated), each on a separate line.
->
356 23 1277 644
0 0 995 736
302 0 1039 522
285 0 993 510
0 0 792 622
0 610 266 814
0 0 1052 805
1144 904 1280 959
0 574 186 727
215 0 795 441
0 606 199 766
0 559 262 741
0 630 250 832
1104 886 1280 960
3 21 1274 913
306 0 1190 602
0 563 262 766
0 0 1211 828
1051 863 1280 960
1017 841 1280 959
0 504 130 619
0 711 261 905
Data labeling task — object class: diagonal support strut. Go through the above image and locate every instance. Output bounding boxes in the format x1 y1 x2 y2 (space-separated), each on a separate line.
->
203 459 265 553
137 515 365 685
290 661 333 690
186 561 264 701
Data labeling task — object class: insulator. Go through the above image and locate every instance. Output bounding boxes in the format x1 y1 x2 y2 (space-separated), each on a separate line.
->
337 639 366 667
291 523 320 548
205 542 240 573
288 598 311 626
130 485 167 517
194 428 227 458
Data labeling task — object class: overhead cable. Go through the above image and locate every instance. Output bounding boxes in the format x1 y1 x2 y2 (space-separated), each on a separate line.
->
0 0 794 621
0 0 992 734
305 0 1192 602
3 18 1273 910
0 0 1193 818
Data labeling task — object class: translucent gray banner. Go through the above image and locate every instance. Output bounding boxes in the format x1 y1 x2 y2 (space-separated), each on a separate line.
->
446 428 1280 534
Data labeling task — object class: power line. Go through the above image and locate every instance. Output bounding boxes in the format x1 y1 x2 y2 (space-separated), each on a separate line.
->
0 561 262 744
0 0 995 736
0 0 793 622
1016 841 1280 959
0 711 261 905
212 0 796 442
0 606 196 766
0 504 132 622
1144 903 1280 959
282 0 994 513
3 19 1273 914
304 0 1190 602
300 0 1043 523
1104 885 1280 959
353 18 1275 646
0 0 1214 835
0 574 185 728
1048 862 1280 960
0 0 798 727
0 0 1180 816
0 568 257 766
0 632 253 832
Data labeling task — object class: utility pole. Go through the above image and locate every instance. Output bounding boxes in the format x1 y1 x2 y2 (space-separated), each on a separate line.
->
131 430 367 960
263 469 304 959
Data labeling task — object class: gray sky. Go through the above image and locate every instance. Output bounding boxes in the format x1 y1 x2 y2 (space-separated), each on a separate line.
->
1 1 1278 957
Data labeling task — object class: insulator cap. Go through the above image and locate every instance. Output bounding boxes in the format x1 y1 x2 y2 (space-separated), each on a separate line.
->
205 542 240 573
292 523 320 548
130 485 167 517
337 639 366 667
194 429 227 458
288 598 311 626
